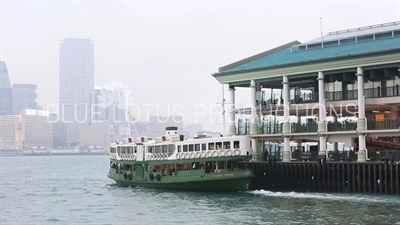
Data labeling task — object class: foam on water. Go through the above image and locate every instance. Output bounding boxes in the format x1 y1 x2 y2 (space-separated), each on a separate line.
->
249 189 400 204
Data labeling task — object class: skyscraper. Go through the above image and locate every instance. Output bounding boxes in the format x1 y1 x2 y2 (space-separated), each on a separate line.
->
59 38 94 144
89 87 126 124
0 61 13 115
12 84 38 114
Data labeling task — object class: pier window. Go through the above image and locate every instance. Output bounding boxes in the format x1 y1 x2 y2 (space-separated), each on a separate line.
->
216 142 222 150
208 143 215 150
189 144 194 152
195 144 200 151
178 145 181 152
183 145 188 152
223 141 230 149
201 143 206 151
234 141 240 148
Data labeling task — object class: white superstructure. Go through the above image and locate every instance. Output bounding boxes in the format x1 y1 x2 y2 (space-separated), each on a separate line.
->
109 126 252 161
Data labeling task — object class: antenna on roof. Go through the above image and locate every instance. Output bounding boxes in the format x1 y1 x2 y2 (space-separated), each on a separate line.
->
320 17 324 40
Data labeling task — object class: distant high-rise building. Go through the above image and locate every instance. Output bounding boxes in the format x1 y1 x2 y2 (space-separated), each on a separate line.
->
0 109 53 150
12 84 38 114
0 61 12 115
89 88 109 123
0 61 11 89
142 115 184 138
184 124 203 138
89 87 125 124
59 38 94 144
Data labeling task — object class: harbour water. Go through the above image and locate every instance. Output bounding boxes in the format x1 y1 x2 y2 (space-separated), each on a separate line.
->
1 155 399 225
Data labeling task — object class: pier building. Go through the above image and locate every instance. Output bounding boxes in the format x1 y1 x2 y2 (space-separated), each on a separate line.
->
213 21 400 163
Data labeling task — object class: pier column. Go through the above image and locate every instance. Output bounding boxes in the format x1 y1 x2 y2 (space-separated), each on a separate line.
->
228 87 237 136
332 116 339 152
251 138 257 161
297 115 302 153
317 72 327 157
256 83 262 131
282 75 291 162
356 67 367 162
250 80 258 135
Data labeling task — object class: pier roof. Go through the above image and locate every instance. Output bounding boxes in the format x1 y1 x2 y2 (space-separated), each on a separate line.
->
214 21 400 83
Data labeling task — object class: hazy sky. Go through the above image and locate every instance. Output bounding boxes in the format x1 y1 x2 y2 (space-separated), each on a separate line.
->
1 0 399 132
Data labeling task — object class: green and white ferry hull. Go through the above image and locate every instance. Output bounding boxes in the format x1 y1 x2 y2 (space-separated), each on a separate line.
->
107 127 255 192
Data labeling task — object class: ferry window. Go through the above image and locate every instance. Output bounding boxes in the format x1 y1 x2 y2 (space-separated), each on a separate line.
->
208 143 215 150
178 145 181 152
168 145 175 153
216 142 222 150
234 141 240 148
201 143 206 151
195 144 200 151
148 147 153 153
134 146 137 153
162 145 168 153
189 144 194 152
155 146 161 153
223 142 230 149
183 145 188 152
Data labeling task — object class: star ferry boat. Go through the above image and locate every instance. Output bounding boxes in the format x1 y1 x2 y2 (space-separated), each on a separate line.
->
107 126 255 191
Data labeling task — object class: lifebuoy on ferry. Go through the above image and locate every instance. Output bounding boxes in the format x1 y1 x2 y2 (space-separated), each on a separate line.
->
190 153 194 159
220 150 226 156
234 149 241 156
206 152 212 157
195 152 201 158
212 151 219 157
227 150 233 156
201 152 206 158
177 153 181 159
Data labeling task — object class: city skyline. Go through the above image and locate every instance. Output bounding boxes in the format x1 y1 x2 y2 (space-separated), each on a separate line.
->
2 1 399 131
